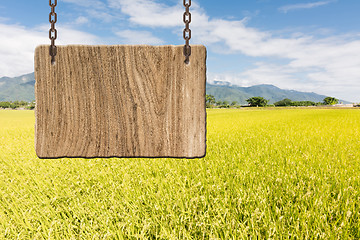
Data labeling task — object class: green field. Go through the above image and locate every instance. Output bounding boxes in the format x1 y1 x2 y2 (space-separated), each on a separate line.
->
0 109 359 239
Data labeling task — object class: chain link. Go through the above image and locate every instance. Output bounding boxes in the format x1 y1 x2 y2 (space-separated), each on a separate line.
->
183 0 191 64
49 0 57 64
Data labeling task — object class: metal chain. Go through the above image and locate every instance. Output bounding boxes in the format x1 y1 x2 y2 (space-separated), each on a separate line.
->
183 0 191 64
47 1 189 64
49 0 57 64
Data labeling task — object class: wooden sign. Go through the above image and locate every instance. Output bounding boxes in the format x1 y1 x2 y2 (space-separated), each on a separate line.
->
34 45 206 158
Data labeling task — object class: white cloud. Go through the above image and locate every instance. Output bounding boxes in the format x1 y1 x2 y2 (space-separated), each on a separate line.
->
85 9 115 23
108 0 183 27
0 16 9 22
63 0 115 23
0 23 99 78
56 26 101 45
62 0 106 9
0 24 46 78
115 30 164 45
279 1 334 13
74 16 89 25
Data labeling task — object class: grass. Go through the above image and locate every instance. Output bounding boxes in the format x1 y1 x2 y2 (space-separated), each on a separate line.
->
0 108 359 239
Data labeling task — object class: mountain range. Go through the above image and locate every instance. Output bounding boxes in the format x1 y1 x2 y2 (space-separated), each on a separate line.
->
0 73 35 102
0 73 350 104
206 81 350 104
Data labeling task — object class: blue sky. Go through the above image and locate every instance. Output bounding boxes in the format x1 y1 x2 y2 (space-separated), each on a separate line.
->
0 0 359 102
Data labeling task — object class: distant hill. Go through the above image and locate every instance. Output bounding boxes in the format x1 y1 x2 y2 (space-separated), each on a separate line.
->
206 81 350 104
0 73 350 104
0 73 35 102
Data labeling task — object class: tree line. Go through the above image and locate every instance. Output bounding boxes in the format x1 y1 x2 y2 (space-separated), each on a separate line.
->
205 95 240 108
274 97 339 107
206 95 340 108
0 101 35 110
0 96 346 110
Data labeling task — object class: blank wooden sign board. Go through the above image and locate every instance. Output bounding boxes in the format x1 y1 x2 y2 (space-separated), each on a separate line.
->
34 45 207 158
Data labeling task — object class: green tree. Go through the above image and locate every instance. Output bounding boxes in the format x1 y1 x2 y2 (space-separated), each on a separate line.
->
323 97 339 105
246 97 269 107
26 102 36 110
215 101 230 108
231 101 238 106
206 94 216 108
290 101 316 107
274 98 292 107
215 101 222 107
220 101 230 108
0 102 11 109
9 102 17 109
19 101 28 107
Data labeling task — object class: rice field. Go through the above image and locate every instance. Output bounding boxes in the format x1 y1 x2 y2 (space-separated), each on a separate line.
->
0 108 359 239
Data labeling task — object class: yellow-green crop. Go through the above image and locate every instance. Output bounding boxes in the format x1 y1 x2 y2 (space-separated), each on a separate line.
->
0 108 359 239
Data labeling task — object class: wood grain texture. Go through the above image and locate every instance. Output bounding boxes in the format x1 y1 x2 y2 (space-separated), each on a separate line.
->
34 45 206 158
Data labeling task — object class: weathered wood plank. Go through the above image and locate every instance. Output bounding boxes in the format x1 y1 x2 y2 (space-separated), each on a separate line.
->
34 45 207 158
